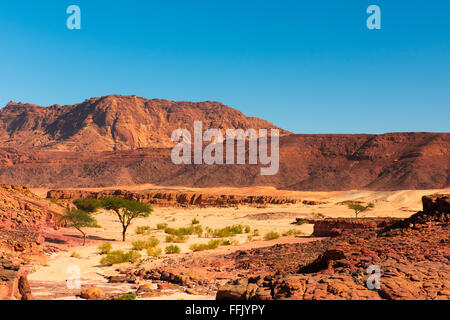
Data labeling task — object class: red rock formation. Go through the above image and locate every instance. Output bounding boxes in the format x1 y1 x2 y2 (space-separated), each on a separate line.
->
0 185 64 300
0 132 448 191
302 217 402 237
0 95 288 152
215 194 450 300
0 95 448 191
46 189 299 207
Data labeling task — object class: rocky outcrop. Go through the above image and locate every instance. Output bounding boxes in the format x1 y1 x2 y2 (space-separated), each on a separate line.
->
0 259 33 300
0 185 64 300
46 189 299 208
302 217 401 237
216 194 450 300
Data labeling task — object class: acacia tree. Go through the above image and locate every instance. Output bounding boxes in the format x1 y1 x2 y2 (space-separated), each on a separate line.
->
60 209 100 245
348 203 374 218
101 197 153 241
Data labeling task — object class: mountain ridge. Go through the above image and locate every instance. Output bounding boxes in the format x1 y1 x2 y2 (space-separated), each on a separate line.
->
0 95 290 152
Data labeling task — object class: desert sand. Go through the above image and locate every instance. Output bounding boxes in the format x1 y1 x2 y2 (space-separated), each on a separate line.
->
27 185 450 300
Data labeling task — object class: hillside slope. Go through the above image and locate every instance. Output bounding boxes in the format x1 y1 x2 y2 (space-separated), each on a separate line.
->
0 95 289 152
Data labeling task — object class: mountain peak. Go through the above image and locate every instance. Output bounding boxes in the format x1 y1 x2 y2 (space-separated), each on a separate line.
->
0 95 290 152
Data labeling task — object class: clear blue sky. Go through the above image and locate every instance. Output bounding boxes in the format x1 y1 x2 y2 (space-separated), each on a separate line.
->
0 0 449 133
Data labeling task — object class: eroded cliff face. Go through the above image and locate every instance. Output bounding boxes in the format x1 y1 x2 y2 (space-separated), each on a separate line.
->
0 132 448 191
0 95 448 191
0 185 64 300
46 189 299 207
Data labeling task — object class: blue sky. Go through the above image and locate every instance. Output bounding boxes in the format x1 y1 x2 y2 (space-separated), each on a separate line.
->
0 0 448 133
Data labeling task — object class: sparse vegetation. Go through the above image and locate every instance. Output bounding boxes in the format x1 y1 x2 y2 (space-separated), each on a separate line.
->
205 225 247 238
71 252 81 258
282 229 305 236
190 240 221 252
112 294 136 300
135 226 152 235
264 231 280 240
166 234 187 243
132 237 160 250
165 245 181 254
146 247 162 258
296 219 309 225
348 203 375 218
157 223 168 230
221 239 239 246
100 250 141 265
191 218 200 225
98 242 112 254
164 225 203 237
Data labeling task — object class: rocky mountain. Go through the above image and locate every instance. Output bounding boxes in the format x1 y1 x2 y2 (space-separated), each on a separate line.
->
0 95 448 190
0 132 448 191
0 95 289 152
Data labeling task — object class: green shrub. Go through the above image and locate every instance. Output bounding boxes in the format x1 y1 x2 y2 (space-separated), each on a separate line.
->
71 252 81 258
206 225 246 238
135 226 152 235
253 229 260 236
282 229 305 236
244 225 251 233
132 237 160 250
264 231 280 241
98 242 112 255
100 250 141 265
157 223 168 230
221 239 238 246
166 234 187 243
113 294 136 300
165 245 181 254
190 240 221 252
147 247 162 258
192 218 200 225
164 225 203 237
296 219 309 226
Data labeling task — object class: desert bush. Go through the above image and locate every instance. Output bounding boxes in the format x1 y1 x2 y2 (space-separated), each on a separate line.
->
164 225 203 237
100 250 141 265
191 218 200 225
190 240 221 252
221 239 239 246
205 225 246 238
166 234 187 243
71 252 81 258
264 231 280 240
244 225 251 233
147 247 162 258
132 237 160 250
282 229 305 236
165 245 181 254
156 223 168 230
253 229 260 236
98 242 112 255
113 294 136 300
296 219 309 226
135 226 152 235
